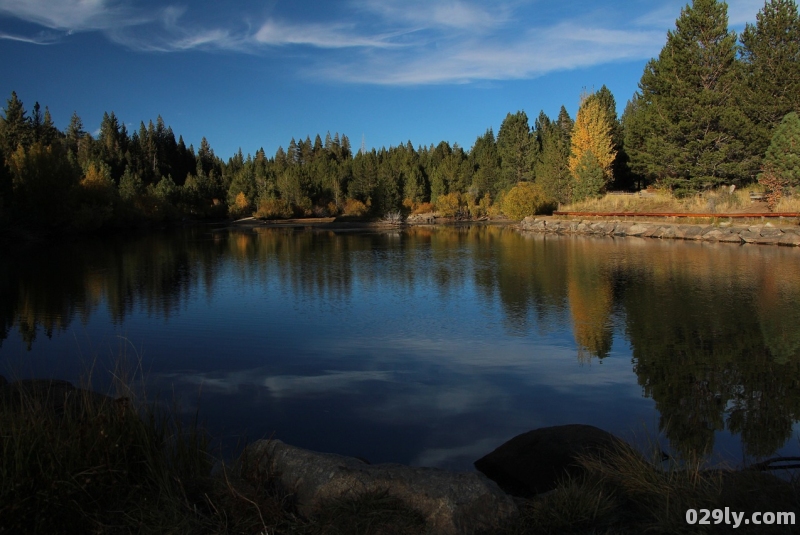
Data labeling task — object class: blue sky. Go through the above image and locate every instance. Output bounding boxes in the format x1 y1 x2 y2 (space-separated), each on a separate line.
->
0 0 767 159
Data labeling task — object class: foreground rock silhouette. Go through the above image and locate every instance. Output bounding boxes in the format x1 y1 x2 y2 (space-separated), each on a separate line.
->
474 424 632 497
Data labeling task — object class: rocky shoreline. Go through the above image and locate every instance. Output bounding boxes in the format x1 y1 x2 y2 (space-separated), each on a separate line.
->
519 216 800 246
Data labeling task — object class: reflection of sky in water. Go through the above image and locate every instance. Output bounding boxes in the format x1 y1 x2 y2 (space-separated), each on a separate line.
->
2 227 798 471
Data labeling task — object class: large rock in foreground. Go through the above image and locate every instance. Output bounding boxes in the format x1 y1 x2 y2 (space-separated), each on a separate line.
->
244 439 518 535
474 424 630 497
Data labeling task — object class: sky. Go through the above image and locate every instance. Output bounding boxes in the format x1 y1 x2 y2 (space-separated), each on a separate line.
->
0 0 769 159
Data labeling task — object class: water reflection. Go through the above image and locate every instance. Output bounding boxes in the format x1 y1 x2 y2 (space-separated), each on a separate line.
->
1 225 799 464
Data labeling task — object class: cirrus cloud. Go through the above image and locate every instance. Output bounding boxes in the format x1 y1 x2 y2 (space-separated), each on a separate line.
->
0 0 768 85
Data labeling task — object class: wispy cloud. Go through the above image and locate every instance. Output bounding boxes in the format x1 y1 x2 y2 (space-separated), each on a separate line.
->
0 29 60 44
312 23 665 85
105 6 251 53
0 0 147 31
253 18 402 49
357 0 513 31
0 0 769 84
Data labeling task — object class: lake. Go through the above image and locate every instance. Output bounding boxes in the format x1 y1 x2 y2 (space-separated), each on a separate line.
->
2 223 799 470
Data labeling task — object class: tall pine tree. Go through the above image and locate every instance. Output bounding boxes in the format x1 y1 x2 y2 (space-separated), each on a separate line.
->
739 0 800 175
496 111 533 190
631 0 746 193
761 111 800 187
534 111 573 205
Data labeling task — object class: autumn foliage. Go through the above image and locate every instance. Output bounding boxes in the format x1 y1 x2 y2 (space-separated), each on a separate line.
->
569 96 616 200
500 182 553 220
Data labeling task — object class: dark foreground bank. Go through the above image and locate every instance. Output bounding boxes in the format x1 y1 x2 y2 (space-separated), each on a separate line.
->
2 377 797 534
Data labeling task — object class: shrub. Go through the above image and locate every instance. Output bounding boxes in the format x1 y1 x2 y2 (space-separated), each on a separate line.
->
501 182 554 220
255 197 292 219
343 198 369 217
382 211 403 224
466 193 492 218
229 191 252 218
71 161 118 230
118 167 144 202
759 163 787 212
435 192 461 217
327 201 340 216
292 195 313 217
412 202 435 215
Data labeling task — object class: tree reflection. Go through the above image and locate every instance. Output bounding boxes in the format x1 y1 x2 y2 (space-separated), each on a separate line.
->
565 239 614 361
1 228 799 459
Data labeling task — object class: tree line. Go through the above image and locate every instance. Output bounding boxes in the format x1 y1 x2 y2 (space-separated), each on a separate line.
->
1 0 798 232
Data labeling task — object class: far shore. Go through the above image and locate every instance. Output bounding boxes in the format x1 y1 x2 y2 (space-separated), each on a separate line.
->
225 213 800 247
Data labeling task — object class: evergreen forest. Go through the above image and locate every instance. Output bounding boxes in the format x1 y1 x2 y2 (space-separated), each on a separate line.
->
1 0 799 233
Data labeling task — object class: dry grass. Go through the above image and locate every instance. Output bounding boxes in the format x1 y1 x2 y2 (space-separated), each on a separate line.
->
563 187 760 214
0 373 431 535
500 444 799 535
774 194 800 213
4 365 796 534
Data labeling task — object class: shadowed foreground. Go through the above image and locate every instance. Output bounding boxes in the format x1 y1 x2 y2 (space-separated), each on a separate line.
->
2 377 797 534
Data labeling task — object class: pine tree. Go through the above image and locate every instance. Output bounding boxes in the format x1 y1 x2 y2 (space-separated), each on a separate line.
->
534 111 572 205
761 111 800 187
65 111 85 155
40 107 59 146
621 96 649 189
469 129 500 197
0 92 32 157
572 151 606 202
739 0 800 174
497 111 533 190
556 106 574 139
631 0 746 192
592 86 633 190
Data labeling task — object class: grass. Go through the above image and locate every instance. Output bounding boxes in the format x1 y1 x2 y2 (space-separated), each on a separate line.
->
500 445 799 535
0 373 429 535
562 187 761 214
775 195 800 213
2 374 797 534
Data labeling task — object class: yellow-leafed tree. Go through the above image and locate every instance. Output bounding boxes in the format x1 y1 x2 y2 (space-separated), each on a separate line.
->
569 95 616 199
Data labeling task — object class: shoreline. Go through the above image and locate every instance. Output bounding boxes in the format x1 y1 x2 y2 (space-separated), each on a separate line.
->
518 215 800 246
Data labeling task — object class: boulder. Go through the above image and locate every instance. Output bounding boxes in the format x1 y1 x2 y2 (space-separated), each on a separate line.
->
590 222 608 234
641 226 662 238
613 222 633 236
718 233 744 244
243 440 517 535
702 228 742 243
683 226 706 240
474 424 631 498
780 232 800 246
752 236 785 245
626 224 651 237
739 230 761 243
760 227 784 238
653 226 676 239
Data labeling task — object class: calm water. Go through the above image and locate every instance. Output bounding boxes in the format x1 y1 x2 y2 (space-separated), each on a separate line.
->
2 224 799 470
